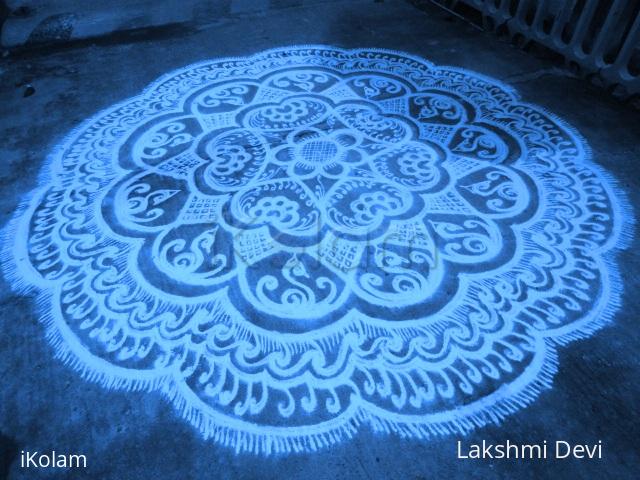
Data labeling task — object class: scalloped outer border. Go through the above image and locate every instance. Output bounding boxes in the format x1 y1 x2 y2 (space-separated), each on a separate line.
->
0 45 635 455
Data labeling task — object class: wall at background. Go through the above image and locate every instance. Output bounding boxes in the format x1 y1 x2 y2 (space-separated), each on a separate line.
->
0 0 340 48
414 0 640 99
3 0 638 106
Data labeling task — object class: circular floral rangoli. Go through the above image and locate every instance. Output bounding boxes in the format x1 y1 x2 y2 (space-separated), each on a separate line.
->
3 47 631 454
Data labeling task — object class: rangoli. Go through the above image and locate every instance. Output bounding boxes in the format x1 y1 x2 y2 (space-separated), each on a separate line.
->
2 46 632 454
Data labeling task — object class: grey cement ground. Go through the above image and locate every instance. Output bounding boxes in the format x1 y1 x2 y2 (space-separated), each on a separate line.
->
0 1 639 478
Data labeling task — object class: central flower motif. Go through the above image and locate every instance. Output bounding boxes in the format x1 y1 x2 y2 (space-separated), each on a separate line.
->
101 77 528 333
274 128 364 178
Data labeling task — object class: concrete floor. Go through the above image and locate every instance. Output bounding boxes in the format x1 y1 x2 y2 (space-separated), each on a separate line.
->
0 0 639 478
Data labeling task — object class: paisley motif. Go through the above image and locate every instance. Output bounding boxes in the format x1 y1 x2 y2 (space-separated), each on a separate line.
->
196 128 267 192
265 70 340 93
346 75 408 101
240 96 330 131
336 103 413 143
456 166 531 218
150 223 236 288
105 171 188 233
236 252 349 330
371 141 447 191
125 116 203 167
226 179 321 243
189 81 259 114
3 47 631 455
408 93 468 125
325 179 416 237
449 124 513 163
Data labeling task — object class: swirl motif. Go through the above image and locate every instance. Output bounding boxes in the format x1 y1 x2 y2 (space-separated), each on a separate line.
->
2 47 631 454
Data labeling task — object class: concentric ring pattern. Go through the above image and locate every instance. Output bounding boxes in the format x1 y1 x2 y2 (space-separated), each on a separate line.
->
3 47 632 454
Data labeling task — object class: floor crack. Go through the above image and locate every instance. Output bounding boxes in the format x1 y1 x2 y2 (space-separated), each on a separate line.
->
503 67 579 85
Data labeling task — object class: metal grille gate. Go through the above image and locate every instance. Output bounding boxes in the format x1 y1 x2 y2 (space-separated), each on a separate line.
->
423 0 640 98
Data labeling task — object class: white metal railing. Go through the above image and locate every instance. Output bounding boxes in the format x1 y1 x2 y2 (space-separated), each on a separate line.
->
427 0 640 97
